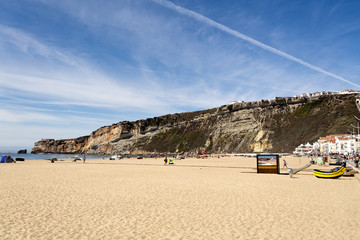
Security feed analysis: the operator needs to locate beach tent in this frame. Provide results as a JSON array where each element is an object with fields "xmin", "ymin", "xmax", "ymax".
[{"xmin": 1, "ymin": 155, "xmax": 14, "ymax": 163}]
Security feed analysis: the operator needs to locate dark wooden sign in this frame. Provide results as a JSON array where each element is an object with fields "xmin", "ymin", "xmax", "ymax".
[{"xmin": 257, "ymin": 154, "xmax": 280, "ymax": 174}]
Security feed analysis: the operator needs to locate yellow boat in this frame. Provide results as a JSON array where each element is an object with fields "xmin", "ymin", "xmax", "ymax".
[{"xmin": 313, "ymin": 162, "xmax": 346, "ymax": 179}]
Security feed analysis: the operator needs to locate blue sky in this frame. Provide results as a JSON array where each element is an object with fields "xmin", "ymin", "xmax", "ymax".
[{"xmin": 0, "ymin": 0, "xmax": 360, "ymax": 152}]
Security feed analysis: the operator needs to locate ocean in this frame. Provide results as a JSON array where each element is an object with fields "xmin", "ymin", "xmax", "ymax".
[{"xmin": 0, "ymin": 153, "xmax": 108, "ymax": 160}]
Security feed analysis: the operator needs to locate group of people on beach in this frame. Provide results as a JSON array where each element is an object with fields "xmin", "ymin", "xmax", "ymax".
[
  {"xmin": 74, "ymin": 155, "xmax": 86, "ymax": 163},
  {"xmin": 48, "ymin": 155, "xmax": 87, "ymax": 163},
  {"xmin": 349, "ymin": 154, "xmax": 360, "ymax": 167}
]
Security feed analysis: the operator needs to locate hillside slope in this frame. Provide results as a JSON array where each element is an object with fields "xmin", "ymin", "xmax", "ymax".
[{"xmin": 32, "ymin": 94, "xmax": 360, "ymax": 154}]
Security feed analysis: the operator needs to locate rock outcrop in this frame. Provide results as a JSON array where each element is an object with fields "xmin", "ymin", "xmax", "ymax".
[
  {"xmin": 32, "ymin": 93, "xmax": 360, "ymax": 154},
  {"xmin": 17, "ymin": 149, "xmax": 27, "ymax": 154}
]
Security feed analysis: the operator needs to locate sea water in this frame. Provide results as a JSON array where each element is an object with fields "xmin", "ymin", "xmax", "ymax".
[{"xmin": 0, "ymin": 153, "xmax": 108, "ymax": 160}]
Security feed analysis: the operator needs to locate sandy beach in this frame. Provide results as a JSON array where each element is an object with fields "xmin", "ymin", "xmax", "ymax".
[{"xmin": 1, "ymin": 156, "xmax": 359, "ymax": 239}]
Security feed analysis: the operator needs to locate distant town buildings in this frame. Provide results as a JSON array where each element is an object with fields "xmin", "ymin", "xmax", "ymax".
[
  {"xmin": 294, "ymin": 134, "xmax": 360, "ymax": 156},
  {"xmin": 319, "ymin": 134, "xmax": 359, "ymax": 155},
  {"xmin": 229, "ymin": 89, "xmax": 359, "ymax": 109},
  {"xmin": 294, "ymin": 89, "xmax": 358, "ymax": 98}
]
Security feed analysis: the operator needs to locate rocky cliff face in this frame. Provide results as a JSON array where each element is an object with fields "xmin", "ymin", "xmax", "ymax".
[
  {"xmin": 32, "ymin": 94, "xmax": 360, "ymax": 154},
  {"xmin": 32, "ymin": 136, "xmax": 88, "ymax": 154}
]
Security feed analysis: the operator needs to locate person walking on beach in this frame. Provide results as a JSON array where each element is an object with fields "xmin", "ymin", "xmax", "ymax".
[
  {"xmin": 164, "ymin": 156, "xmax": 168, "ymax": 165},
  {"xmin": 83, "ymin": 155, "xmax": 86, "ymax": 164},
  {"xmin": 283, "ymin": 159, "xmax": 287, "ymax": 169}
]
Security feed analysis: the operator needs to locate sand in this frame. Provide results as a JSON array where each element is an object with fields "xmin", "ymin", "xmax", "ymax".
[{"xmin": 0, "ymin": 156, "xmax": 359, "ymax": 239}]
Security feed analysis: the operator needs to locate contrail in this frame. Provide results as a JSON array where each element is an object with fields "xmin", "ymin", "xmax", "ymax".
[{"xmin": 150, "ymin": 0, "xmax": 360, "ymax": 88}]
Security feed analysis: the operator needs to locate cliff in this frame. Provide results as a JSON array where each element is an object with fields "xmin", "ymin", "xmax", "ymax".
[{"xmin": 32, "ymin": 93, "xmax": 360, "ymax": 154}]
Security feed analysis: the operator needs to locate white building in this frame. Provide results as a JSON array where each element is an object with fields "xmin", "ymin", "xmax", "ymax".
[
  {"xmin": 293, "ymin": 142, "xmax": 315, "ymax": 156},
  {"xmin": 300, "ymin": 93, "xmax": 311, "ymax": 98},
  {"xmin": 319, "ymin": 134, "xmax": 358, "ymax": 155},
  {"xmin": 337, "ymin": 89, "xmax": 357, "ymax": 95},
  {"xmin": 336, "ymin": 136, "xmax": 356, "ymax": 154}
]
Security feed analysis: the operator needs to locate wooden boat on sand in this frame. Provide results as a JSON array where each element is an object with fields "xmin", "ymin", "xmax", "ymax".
[{"xmin": 313, "ymin": 162, "xmax": 346, "ymax": 179}]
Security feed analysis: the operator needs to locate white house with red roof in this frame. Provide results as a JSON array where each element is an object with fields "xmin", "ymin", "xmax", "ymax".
[{"xmin": 319, "ymin": 134, "xmax": 358, "ymax": 154}]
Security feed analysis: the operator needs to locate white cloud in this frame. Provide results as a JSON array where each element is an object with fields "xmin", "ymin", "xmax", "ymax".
[
  {"xmin": 25, "ymin": 0, "xmax": 339, "ymax": 99},
  {"xmin": 0, "ymin": 25, "xmax": 82, "ymax": 68},
  {"xmin": 0, "ymin": 24, "xmax": 245, "ymax": 116},
  {"xmin": 150, "ymin": 0, "xmax": 360, "ymax": 89},
  {"xmin": 0, "ymin": 25, "xmax": 180, "ymax": 114},
  {"xmin": 0, "ymin": 108, "xmax": 60, "ymax": 123},
  {"xmin": 0, "ymin": 123, "xmax": 92, "ymax": 148}
]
